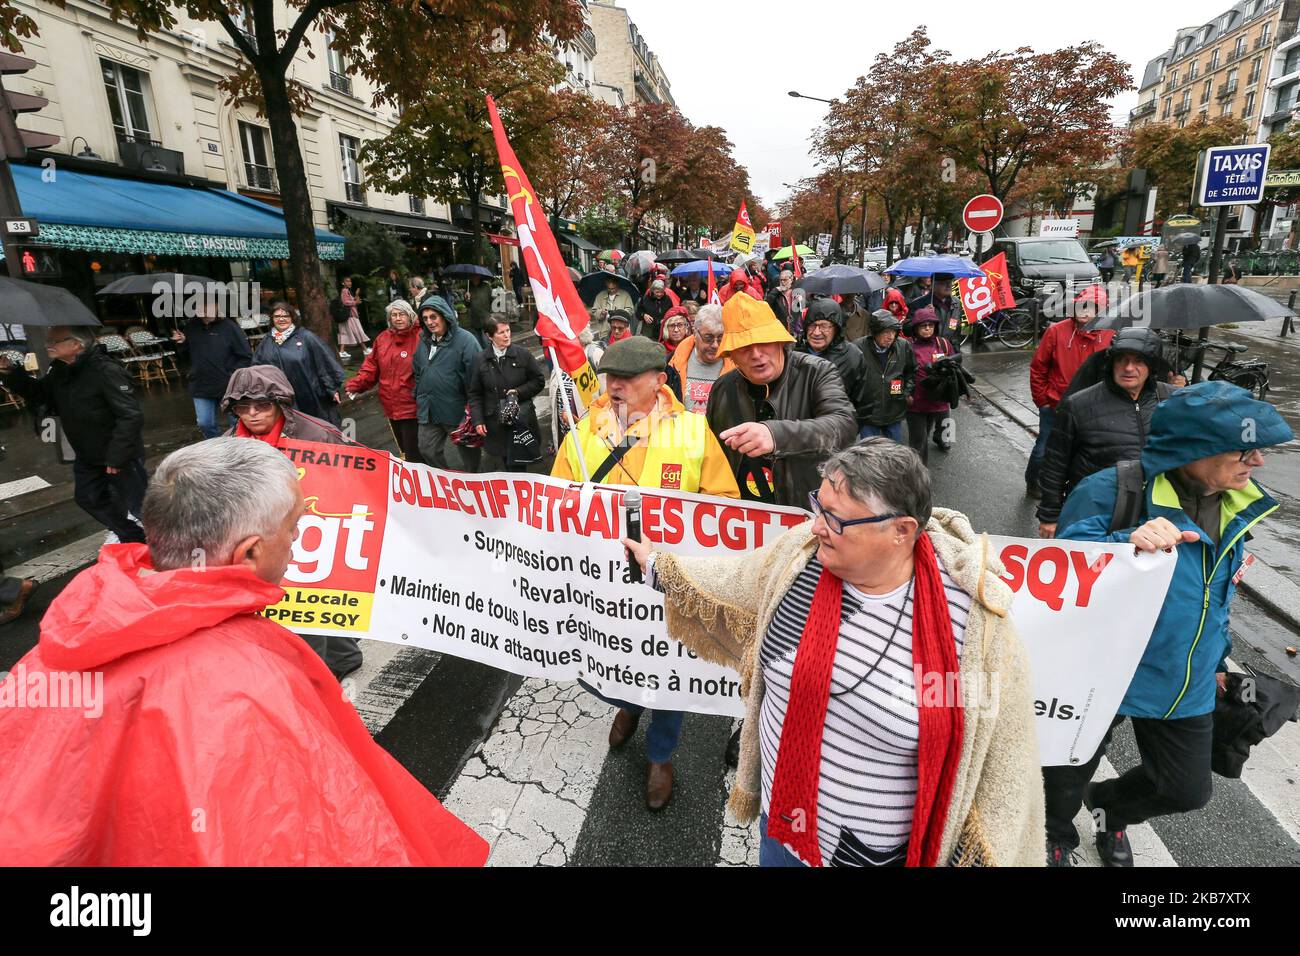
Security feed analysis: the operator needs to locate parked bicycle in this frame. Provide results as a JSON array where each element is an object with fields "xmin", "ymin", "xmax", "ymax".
[
  {"xmin": 958, "ymin": 306, "xmax": 1036, "ymax": 350},
  {"xmin": 1165, "ymin": 332, "xmax": 1270, "ymax": 400}
]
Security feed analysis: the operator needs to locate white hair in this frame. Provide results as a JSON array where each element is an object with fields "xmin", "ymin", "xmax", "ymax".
[
  {"xmin": 142, "ymin": 438, "xmax": 299, "ymax": 570},
  {"xmin": 695, "ymin": 304, "xmax": 723, "ymax": 333}
]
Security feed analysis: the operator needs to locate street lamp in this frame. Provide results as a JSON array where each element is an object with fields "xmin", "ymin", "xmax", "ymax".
[{"xmin": 788, "ymin": 91, "xmax": 834, "ymax": 104}]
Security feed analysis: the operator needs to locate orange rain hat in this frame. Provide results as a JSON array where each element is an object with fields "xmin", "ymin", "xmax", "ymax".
[{"xmin": 719, "ymin": 292, "xmax": 795, "ymax": 355}]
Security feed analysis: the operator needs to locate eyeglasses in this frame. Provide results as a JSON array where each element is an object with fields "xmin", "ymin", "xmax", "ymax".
[
  {"xmin": 47, "ymin": 336, "xmax": 76, "ymax": 346},
  {"xmin": 1238, "ymin": 449, "xmax": 1264, "ymax": 463},
  {"xmin": 271, "ymin": 313, "xmax": 291, "ymax": 320},
  {"xmin": 698, "ymin": 333, "xmax": 724, "ymax": 345},
  {"xmin": 808, "ymin": 490, "xmax": 901, "ymax": 535},
  {"xmin": 232, "ymin": 400, "xmax": 276, "ymax": 415}
]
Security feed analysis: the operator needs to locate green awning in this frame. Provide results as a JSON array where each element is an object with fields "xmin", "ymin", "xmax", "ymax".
[{"xmin": 34, "ymin": 223, "xmax": 345, "ymax": 261}]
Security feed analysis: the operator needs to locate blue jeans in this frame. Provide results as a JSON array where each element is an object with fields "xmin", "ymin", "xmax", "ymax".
[
  {"xmin": 1025, "ymin": 405, "xmax": 1056, "ymax": 487},
  {"xmin": 579, "ymin": 681, "xmax": 684, "ymax": 763},
  {"xmin": 194, "ymin": 397, "xmax": 234, "ymax": 439},
  {"xmin": 859, "ymin": 421, "xmax": 904, "ymax": 442},
  {"xmin": 758, "ymin": 812, "xmax": 808, "ymax": 867}
]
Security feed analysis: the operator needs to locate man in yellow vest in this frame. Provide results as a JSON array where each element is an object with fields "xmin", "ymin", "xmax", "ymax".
[{"xmin": 552, "ymin": 335, "xmax": 739, "ymax": 810}]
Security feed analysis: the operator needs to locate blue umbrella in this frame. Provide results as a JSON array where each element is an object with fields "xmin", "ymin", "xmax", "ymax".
[
  {"xmin": 442, "ymin": 263, "xmax": 494, "ymax": 278},
  {"xmin": 669, "ymin": 260, "xmax": 734, "ymax": 278},
  {"xmin": 885, "ymin": 254, "xmax": 985, "ymax": 278}
]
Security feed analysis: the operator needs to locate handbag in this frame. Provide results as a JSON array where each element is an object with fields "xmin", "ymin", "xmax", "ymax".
[
  {"xmin": 449, "ymin": 404, "xmax": 484, "ymax": 448},
  {"xmin": 509, "ymin": 424, "xmax": 542, "ymax": 466}
]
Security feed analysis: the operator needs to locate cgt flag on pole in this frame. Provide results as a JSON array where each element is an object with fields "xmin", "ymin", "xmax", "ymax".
[
  {"xmin": 706, "ymin": 257, "xmax": 721, "ymax": 305},
  {"xmin": 729, "ymin": 201, "xmax": 756, "ymax": 255},
  {"xmin": 486, "ymin": 95, "xmax": 599, "ymax": 408},
  {"xmin": 789, "ymin": 238, "xmax": 803, "ymax": 279}
]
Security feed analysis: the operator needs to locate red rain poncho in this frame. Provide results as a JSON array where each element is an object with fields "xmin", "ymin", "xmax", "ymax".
[{"xmin": 0, "ymin": 545, "xmax": 489, "ymax": 866}]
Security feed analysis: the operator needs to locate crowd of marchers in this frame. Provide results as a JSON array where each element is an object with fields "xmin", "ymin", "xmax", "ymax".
[{"xmin": 0, "ymin": 253, "xmax": 1291, "ymax": 869}]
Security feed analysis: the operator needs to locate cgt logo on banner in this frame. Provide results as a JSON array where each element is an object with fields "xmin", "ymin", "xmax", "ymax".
[
  {"xmin": 991, "ymin": 536, "xmax": 1175, "ymax": 766},
  {"xmin": 265, "ymin": 442, "xmax": 1177, "ymax": 759}
]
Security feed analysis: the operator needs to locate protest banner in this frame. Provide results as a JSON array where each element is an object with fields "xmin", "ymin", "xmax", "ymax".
[{"xmin": 266, "ymin": 441, "xmax": 1175, "ymax": 762}]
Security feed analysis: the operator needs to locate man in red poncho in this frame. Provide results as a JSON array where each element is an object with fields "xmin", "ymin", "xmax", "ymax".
[{"xmin": 0, "ymin": 437, "xmax": 488, "ymax": 866}]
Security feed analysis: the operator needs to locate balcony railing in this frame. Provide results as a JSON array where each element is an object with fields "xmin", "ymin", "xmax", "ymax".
[
  {"xmin": 244, "ymin": 163, "xmax": 276, "ymax": 192},
  {"xmin": 344, "ymin": 181, "xmax": 364, "ymax": 204},
  {"xmin": 329, "ymin": 71, "xmax": 353, "ymax": 96},
  {"xmin": 1174, "ymin": 100, "xmax": 1192, "ymax": 115},
  {"xmin": 1256, "ymin": 34, "xmax": 1271, "ymax": 49},
  {"xmin": 1129, "ymin": 100, "xmax": 1157, "ymax": 119},
  {"xmin": 1218, "ymin": 82, "xmax": 1238, "ymax": 99},
  {"xmin": 117, "ymin": 132, "xmax": 161, "ymax": 148}
]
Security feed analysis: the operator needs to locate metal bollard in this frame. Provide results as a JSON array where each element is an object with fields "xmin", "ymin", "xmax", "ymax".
[{"xmin": 1284, "ymin": 291, "xmax": 1296, "ymax": 338}]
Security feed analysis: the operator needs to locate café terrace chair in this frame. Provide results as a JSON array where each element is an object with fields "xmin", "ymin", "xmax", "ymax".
[
  {"xmin": 98, "ymin": 333, "xmax": 163, "ymax": 391},
  {"xmin": 128, "ymin": 329, "xmax": 180, "ymax": 381},
  {"xmin": 0, "ymin": 349, "xmax": 24, "ymax": 413}
]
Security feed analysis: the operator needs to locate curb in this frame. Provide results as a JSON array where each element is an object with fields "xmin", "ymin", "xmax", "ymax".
[{"xmin": 972, "ymin": 375, "xmax": 1300, "ymax": 634}]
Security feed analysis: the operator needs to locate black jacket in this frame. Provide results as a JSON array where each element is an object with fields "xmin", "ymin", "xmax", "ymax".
[
  {"xmin": 467, "ymin": 344, "xmax": 546, "ymax": 460},
  {"xmin": 1037, "ymin": 374, "xmax": 1172, "ymax": 523},
  {"xmin": 2, "ymin": 346, "xmax": 144, "ymax": 467},
  {"xmin": 853, "ymin": 336, "xmax": 916, "ymax": 426},
  {"xmin": 634, "ymin": 293, "xmax": 674, "ymax": 339},
  {"xmin": 705, "ymin": 349, "xmax": 857, "ymax": 508},
  {"xmin": 796, "ymin": 336, "xmax": 868, "ymax": 425},
  {"xmin": 175, "ymin": 317, "xmax": 252, "ymax": 399},
  {"xmin": 765, "ymin": 287, "xmax": 792, "ymax": 328}
]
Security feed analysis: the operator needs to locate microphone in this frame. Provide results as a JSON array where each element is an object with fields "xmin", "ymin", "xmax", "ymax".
[{"xmin": 624, "ymin": 490, "xmax": 643, "ymax": 584}]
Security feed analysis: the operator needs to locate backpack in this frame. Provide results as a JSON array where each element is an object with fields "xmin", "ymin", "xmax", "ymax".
[
  {"xmin": 329, "ymin": 297, "xmax": 350, "ymax": 324},
  {"xmin": 1108, "ymin": 458, "xmax": 1146, "ymax": 533}
]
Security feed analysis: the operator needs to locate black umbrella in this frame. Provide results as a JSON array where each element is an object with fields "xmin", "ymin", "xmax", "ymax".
[
  {"xmin": 96, "ymin": 272, "xmax": 215, "ymax": 296},
  {"xmin": 690, "ymin": 247, "xmax": 723, "ymax": 260},
  {"xmin": 0, "ymin": 277, "xmax": 101, "ymax": 327},
  {"xmin": 442, "ymin": 263, "xmax": 494, "ymax": 278},
  {"xmin": 576, "ymin": 271, "xmax": 640, "ymax": 306},
  {"xmin": 796, "ymin": 264, "xmax": 888, "ymax": 297},
  {"xmin": 656, "ymin": 248, "xmax": 698, "ymax": 264},
  {"xmin": 1087, "ymin": 283, "xmax": 1295, "ymax": 331}
]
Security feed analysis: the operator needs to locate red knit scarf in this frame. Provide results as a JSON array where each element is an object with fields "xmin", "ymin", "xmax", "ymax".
[{"xmin": 766, "ymin": 532, "xmax": 965, "ymax": 867}]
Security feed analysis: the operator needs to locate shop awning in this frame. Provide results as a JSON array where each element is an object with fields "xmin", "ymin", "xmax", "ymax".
[
  {"xmin": 560, "ymin": 232, "xmax": 599, "ymax": 252},
  {"xmin": 329, "ymin": 203, "xmax": 469, "ymax": 240},
  {"xmin": 12, "ymin": 164, "xmax": 346, "ymax": 260}
]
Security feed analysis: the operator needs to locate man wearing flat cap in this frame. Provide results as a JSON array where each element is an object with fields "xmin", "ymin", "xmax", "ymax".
[{"xmin": 552, "ymin": 335, "xmax": 739, "ymax": 810}]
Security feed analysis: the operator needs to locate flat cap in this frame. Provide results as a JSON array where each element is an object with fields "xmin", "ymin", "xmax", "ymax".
[{"xmin": 598, "ymin": 335, "xmax": 667, "ymax": 377}]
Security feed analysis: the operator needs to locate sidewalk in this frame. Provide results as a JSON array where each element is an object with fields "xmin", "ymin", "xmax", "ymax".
[{"xmin": 967, "ymin": 349, "xmax": 1300, "ymax": 635}]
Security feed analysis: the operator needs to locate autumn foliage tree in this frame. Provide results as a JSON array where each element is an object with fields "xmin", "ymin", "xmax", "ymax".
[
  {"xmin": 82, "ymin": 0, "xmax": 583, "ymax": 338},
  {"xmin": 1125, "ymin": 114, "xmax": 1250, "ymax": 222}
]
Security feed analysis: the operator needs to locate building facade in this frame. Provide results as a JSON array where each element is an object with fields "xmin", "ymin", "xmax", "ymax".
[{"xmin": 589, "ymin": 1, "xmax": 675, "ymax": 108}]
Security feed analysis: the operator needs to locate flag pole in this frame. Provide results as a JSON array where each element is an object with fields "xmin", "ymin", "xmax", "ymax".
[{"xmin": 549, "ymin": 344, "xmax": 590, "ymax": 482}]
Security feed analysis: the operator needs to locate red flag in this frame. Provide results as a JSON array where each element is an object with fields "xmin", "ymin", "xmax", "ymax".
[
  {"xmin": 485, "ymin": 95, "xmax": 598, "ymax": 406},
  {"xmin": 789, "ymin": 239, "xmax": 803, "ymax": 279},
  {"xmin": 706, "ymin": 257, "xmax": 721, "ymax": 306},
  {"xmin": 956, "ymin": 252, "xmax": 1016, "ymax": 326}
]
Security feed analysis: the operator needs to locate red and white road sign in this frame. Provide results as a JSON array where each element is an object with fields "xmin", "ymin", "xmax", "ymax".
[{"xmin": 963, "ymin": 194, "xmax": 1004, "ymax": 234}]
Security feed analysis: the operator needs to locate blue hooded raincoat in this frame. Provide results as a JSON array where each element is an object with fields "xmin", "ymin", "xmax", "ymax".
[{"xmin": 1057, "ymin": 381, "xmax": 1293, "ymax": 720}]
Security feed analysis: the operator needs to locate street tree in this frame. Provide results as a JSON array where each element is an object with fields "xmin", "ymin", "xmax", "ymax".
[
  {"xmin": 528, "ymin": 91, "xmax": 615, "ymax": 225},
  {"xmin": 1126, "ymin": 114, "xmax": 1249, "ymax": 221},
  {"xmin": 598, "ymin": 103, "xmax": 693, "ymax": 248},
  {"xmin": 90, "ymin": 0, "xmax": 582, "ymax": 339}
]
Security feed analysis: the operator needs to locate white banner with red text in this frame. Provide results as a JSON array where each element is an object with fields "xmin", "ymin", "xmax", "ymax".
[{"xmin": 265, "ymin": 441, "xmax": 1174, "ymax": 762}]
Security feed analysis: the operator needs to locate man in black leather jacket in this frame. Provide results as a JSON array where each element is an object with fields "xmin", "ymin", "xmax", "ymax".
[{"xmin": 1037, "ymin": 328, "xmax": 1175, "ymax": 536}]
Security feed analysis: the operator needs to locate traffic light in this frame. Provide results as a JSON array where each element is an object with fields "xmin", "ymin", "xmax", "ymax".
[{"xmin": 0, "ymin": 52, "xmax": 59, "ymax": 160}]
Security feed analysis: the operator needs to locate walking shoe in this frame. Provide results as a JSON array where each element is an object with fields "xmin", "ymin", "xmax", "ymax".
[
  {"xmin": 724, "ymin": 726, "xmax": 741, "ymax": 768},
  {"xmin": 363, "ymin": 347, "xmax": 373, "ymax": 356},
  {"xmin": 338, "ymin": 350, "xmax": 352, "ymax": 361},
  {"xmin": 1095, "ymin": 830, "xmax": 1134, "ymax": 867},
  {"xmin": 0, "ymin": 578, "xmax": 37, "ymax": 626},
  {"xmin": 608, "ymin": 708, "xmax": 640, "ymax": 749},
  {"xmin": 1046, "ymin": 841, "xmax": 1076, "ymax": 867},
  {"xmin": 646, "ymin": 760, "xmax": 673, "ymax": 811}
]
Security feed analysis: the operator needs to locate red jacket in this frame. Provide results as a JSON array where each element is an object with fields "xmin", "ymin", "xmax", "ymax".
[
  {"xmin": 719, "ymin": 270, "xmax": 762, "ymax": 304},
  {"xmin": 0, "ymin": 545, "xmax": 488, "ymax": 866},
  {"xmin": 344, "ymin": 326, "xmax": 420, "ymax": 420},
  {"xmin": 1029, "ymin": 318, "xmax": 1115, "ymax": 409}
]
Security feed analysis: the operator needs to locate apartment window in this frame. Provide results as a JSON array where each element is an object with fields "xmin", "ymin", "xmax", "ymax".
[
  {"xmin": 1249, "ymin": 57, "xmax": 1262, "ymax": 84},
  {"xmin": 233, "ymin": 1, "xmax": 256, "ymax": 52},
  {"xmin": 1284, "ymin": 46, "xmax": 1300, "ymax": 76},
  {"xmin": 101, "ymin": 60, "xmax": 154, "ymax": 145},
  {"xmin": 1163, "ymin": 98, "xmax": 1172, "ymax": 119},
  {"xmin": 1202, "ymin": 78, "xmax": 1213, "ymax": 104},
  {"xmin": 409, "ymin": 195, "xmax": 425, "ymax": 215},
  {"xmin": 1245, "ymin": 91, "xmax": 1257, "ymax": 117},
  {"xmin": 1261, "ymin": 23, "xmax": 1271, "ymax": 44},
  {"xmin": 326, "ymin": 29, "xmax": 352, "ymax": 95},
  {"xmin": 1181, "ymin": 90, "xmax": 1192, "ymax": 110},
  {"xmin": 1170, "ymin": 68, "xmax": 1179, "ymax": 86},
  {"xmin": 1248, "ymin": 0, "xmax": 1259, "ymax": 14},
  {"xmin": 1189, "ymin": 61, "xmax": 1199, "ymax": 81},
  {"xmin": 1228, "ymin": 67, "xmax": 1239, "ymax": 86},
  {"xmin": 339, "ymin": 134, "xmax": 363, "ymax": 203},
  {"xmin": 1236, "ymin": 37, "xmax": 1247, "ymax": 57},
  {"xmin": 1211, "ymin": 49, "xmax": 1220, "ymax": 69},
  {"xmin": 1222, "ymin": 102, "xmax": 1233, "ymax": 116},
  {"xmin": 239, "ymin": 122, "xmax": 275, "ymax": 191}
]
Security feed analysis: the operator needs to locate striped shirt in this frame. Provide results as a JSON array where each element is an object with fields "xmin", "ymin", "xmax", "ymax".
[{"xmin": 759, "ymin": 556, "xmax": 971, "ymax": 867}]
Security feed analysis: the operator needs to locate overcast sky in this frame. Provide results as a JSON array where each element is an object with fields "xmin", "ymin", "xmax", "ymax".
[{"xmin": 617, "ymin": 0, "xmax": 1239, "ymax": 210}]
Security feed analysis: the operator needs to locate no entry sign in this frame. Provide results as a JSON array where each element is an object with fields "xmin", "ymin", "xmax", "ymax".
[{"xmin": 963, "ymin": 194, "xmax": 1004, "ymax": 234}]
